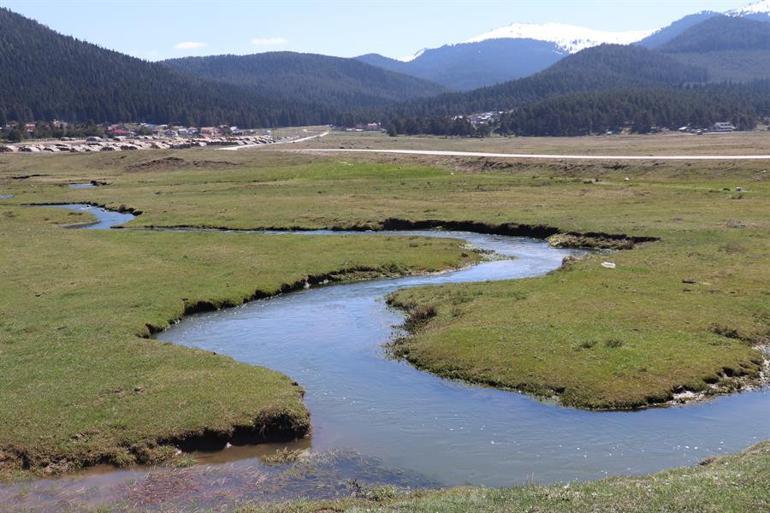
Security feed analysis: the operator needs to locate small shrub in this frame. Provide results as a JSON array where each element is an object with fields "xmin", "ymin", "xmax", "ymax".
[
  {"xmin": 131, "ymin": 443, "xmax": 177, "ymax": 465},
  {"xmin": 263, "ymin": 447, "xmax": 303, "ymax": 465},
  {"xmin": 405, "ymin": 304, "xmax": 437, "ymax": 330},
  {"xmin": 363, "ymin": 485, "xmax": 399, "ymax": 502},
  {"xmin": 605, "ymin": 339, "xmax": 624, "ymax": 349},
  {"xmin": 710, "ymin": 324, "xmax": 742, "ymax": 340},
  {"xmin": 107, "ymin": 447, "xmax": 135, "ymax": 468}
]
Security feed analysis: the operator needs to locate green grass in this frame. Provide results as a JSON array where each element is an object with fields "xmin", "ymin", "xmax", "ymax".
[
  {"xmin": 388, "ymin": 227, "xmax": 769, "ymax": 408},
  {"xmin": 2, "ymin": 148, "xmax": 767, "ymax": 410},
  {"xmin": 240, "ymin": 441, "xmax": 770, "ymax": 513},
  {"xmin": 0, "ymin": 142, "xmax": 768, "ymax": 477},
  {"xmin": 0, "ymin": 204, "xmax": 476, "ymax": 476}
]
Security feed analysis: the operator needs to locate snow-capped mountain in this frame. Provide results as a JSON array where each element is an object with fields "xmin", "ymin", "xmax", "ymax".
[
  {"xmin": 464, "ymin": 22, "xmax": 654, "ymax": 54},
  {"xmin": 359, "ymin": 1, "xmax": 770, "ymax": 92},
  {"xmin": 727, "ymin": 0, "xmax": 770, "ymax": 17}
]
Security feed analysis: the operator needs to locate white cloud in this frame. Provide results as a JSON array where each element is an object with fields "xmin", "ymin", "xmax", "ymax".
[
  {"xmin": 250, "ymin": 37, "xmax": 287, "ymax": 46},
  {"xmin": 174, "ymin": 41, "xmax": 207, "ymax": 50}
]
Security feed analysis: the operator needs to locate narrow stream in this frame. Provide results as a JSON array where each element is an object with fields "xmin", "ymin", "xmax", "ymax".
[
  {"xmin": 52, "ymin": 203, "xmax": 135, "ymax": 229},
  {"xmin": 157, "ymin": 233, "xmax": 769, "ymax": 487},
  {"xmin": 7, "ymin": 203, "xmax": 767, "ymax": 511}
]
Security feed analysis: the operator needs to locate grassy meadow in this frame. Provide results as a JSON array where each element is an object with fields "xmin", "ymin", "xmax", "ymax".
[
  {"xmin": 0, "ymin": 135, "xmax": 768, "ymax": 484},
  {"xmin": 0, "ymin": 200, "xmax": 476, "ymax": 476},
  {"xmin": 298, "ymin": 128, "xmax": 770, "ymax": 156}
]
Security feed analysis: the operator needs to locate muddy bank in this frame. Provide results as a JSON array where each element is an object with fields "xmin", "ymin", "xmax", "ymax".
[
  {"xmin": 127, "ymin": 156, "xmax": 238, "ymax": 172},
  {"xmin": 69, "ymin": 180, "xmax": 108, "ymax": 189},
  {"xmin": 142, "ymin": 218, "xmax": 658, "ymax": 250},
  {"xmin": 0, "ymin": 450, "xmax": 436, "ymax": 513},
  {"xmin": 12, "ymin": 263, "xmax": 454, "ymax": 477},
  {"xmin": 10, "ymin": 173, "xmax": 48, "ymax": 180},
  {"xmin": 30, "ymin": 201, "xmax": 142, "ymax": 217},
  {"xmin": 1, "ymin": 406, "xmax": 310, "ymax": 476},
  {"xmin": 376, "ymin": 219, "xmax": 657, "ymax": 250},
  {"xmin": 669, "ymin": 342, "xmax": 770, "ymax": 406},
  {"xmin": 143, "ymin": 265, "xmax": 454, "ymax": 337}
]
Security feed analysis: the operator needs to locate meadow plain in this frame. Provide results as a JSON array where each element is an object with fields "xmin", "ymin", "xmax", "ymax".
[
  {"xmin": 298, "ymin": 129, "xmax": 770, "ymax": 156},
  {"xmin": 0, "ymin": 182, "xmax": 477, "ymax": 476},
  {"xmin": 0, "ymin": 132, "xmax": 768, "ymax": 509}
]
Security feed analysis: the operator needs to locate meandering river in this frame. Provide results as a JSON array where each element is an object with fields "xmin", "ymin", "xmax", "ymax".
[{"xmin": 6, "ymin": 203, "xmax": 766, "ymax": 511}]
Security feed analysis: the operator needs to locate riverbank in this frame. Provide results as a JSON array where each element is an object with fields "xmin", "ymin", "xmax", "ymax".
[
  {"xmin": 242, "ymin": 441, "xmax": 770, "ymax": 513},
  {"xmin": 386, "ymin": 226, "xmax": 769, "ymax": 410},
  {"xmin": 0, "ymin": 144, "xmax": 768, "ymax": 478},
  {"xmin": 0, "ymin": 205, "xmax": 477, "ymax": 477}
]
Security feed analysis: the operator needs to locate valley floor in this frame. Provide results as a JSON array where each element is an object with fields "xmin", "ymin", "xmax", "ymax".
[
  {"xmin": 296, "ymin": 129, "xmax": 770, "ymax": 157},
  {"xmin": 0, "ymin": 134, "xmax": 768, "ymax": 510}
]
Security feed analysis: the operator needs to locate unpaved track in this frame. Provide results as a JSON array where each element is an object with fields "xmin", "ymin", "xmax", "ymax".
[
  {"xmin": 298, "ymin": 148, "xmax": 770, "ymax": 161},
  {"xmin": 221, "ymin": 130, "xmax": 329, "ymax": 151}
]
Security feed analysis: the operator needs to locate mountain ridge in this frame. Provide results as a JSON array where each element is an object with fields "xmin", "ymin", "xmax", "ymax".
[
  {"xmin": 661, "ymin": 14, "xmax": 770, "ymax": 53},
  {"xmin": 463, "ymin": 22, "xmax": 653, "ymax": 53},
  {"xmin": 356, "ymin": 39, "xmax": 565, "ymax": 91},
  {"xmin": 163, "ymin": 52, "xmax": 447, "ymax": 108},
  {"xmin": 5, "ymin": 2, "xmax": 770, "ymax": 132},
  {"xmin": 383, "ymin": 44, "xmax": 709, "ymax": 119},
  {"xmin": 0, "ymin": 8, "xmax": 332, "ymax": 127},
  {"xmin": 359, "ymin": 2, "xmax": 770, "ymax": 89}
]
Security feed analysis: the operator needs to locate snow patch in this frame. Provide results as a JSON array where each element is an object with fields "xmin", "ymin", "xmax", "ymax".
[
  {"xmin": 728, "ymin": 0, "xmax": 770, "ymax": 16},
  {"xmin": 398, "ymin": 48, "xmax": 426, "ymax": 62},
  {"xmin": 464, "ymin": 22, "xmax": 654, "ymax": 53}
]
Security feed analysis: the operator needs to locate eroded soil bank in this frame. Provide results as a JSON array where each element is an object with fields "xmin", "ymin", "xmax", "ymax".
[
  {"xmin": 154, "ymin": 229, "xmax": 769, "ymax": 487},
  {"xmin": 141, "ymin": 217, "xmax": 657, "ymax": 250},
  {"xmin": 1, "ymin": 204, "xmax": 478, "ymax": 478}
]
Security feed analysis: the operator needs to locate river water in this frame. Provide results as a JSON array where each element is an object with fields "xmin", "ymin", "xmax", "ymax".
[
  {"xmin": 156, "ymin": 230, "xmax": 769, "ymax": 486},
  {"xmin": 5, "ymin": 203, "xmax": 767, "ymax": 511}
]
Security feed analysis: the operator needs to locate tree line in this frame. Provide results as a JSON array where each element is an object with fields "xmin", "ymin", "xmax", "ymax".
[
  {"xmin": 384, "ymin": 81, "xmax": 770, "ymax": 137},
  {"xmin": 6, "ymin": 6, "xmax": 770, "ymax": 139},
  {"xmin": 0, "ymin": 8, "xmax": 382, "ymax": 128},
  {"xmin": 496, "ymin": 83, "xmax": 768, "ymax": 136}
]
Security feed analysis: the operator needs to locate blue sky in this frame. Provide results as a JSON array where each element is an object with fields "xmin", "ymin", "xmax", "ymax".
[{"xmin": 0, "ymin": 0, "xmax": 751, "ymax": 61}]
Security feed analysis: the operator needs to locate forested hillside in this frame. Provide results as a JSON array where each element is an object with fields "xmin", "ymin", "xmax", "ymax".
[
  {"xmin": 656, "ymin": 15, "xmax": 770, "ymax": 83},
  {"xmin": 662, "ymin": 15, "xmax": 770, "ymax": 52},
  {"xmin": 5, "ymin": 4, "xmax": 770, "ymax": 136},
  {"xmin": 163, "ymin": 52, "xmax": 446, "ymax": 109},
  {"xmin": 496, "ymin": 82, "xmax": 768, "ymax": 136},
  {"xmin": 383, "ymin": 15, "xmax": 770, "ymax": 137},
  {"xmin": 0, "ymin": 9, "xmax": 362, "ymax": 127},
  {"xmin": 638, "ymin": 11, "xmax": 718, "ymax": 49},
  {"xmin": 384, "ymin": 44, "xmax": 708, "ymax": 119}
]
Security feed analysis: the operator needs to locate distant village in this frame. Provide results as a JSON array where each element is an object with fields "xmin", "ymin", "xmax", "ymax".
[
  {"xmin": 0, "ymin": 121, "xmax": 277, "ymax": 153},
  {"xmin": 464, "ymin": 111, "xmax": 741, "ymax": 135},
  {"xmin": 0, "ymin": 116, "xmax": 750, "ymax": 154}
]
